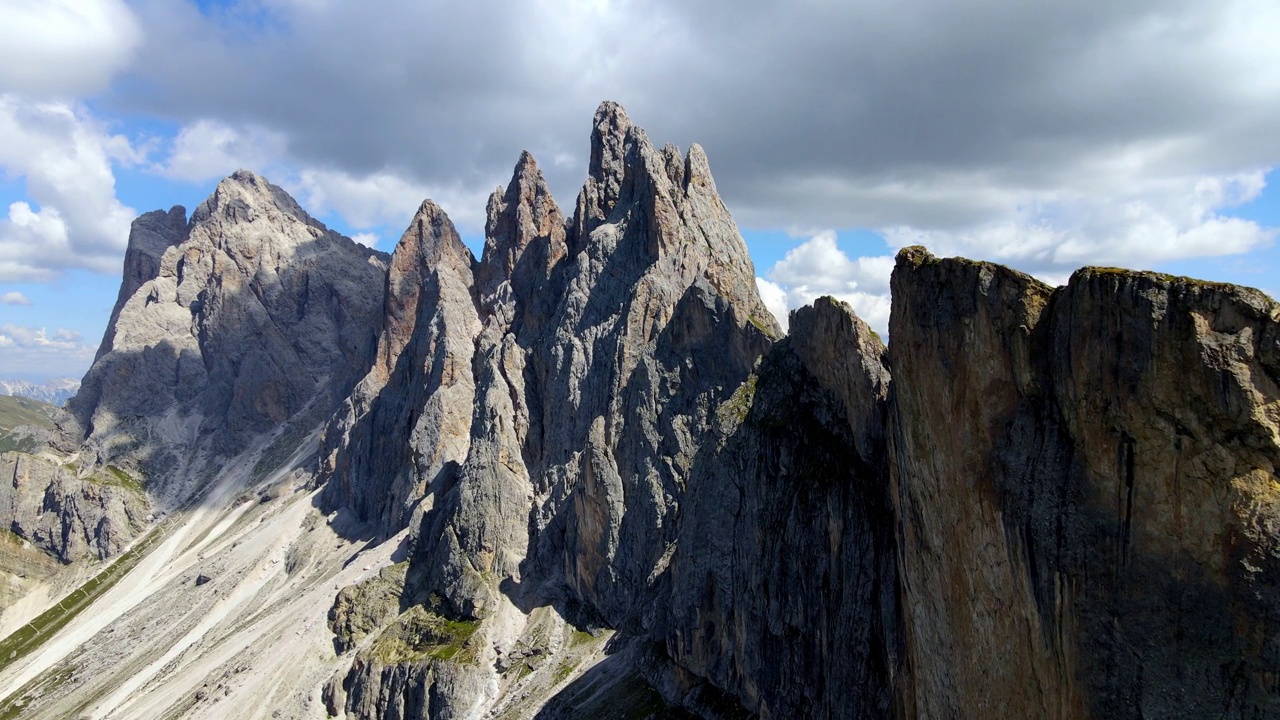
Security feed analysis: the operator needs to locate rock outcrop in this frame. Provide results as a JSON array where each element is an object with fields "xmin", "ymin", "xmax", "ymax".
[
  {"xmin": 0, "ymin": 453, "xmax": 147, "ymax": 562},
  {"xmin": 318, "ymin": 199, "xmax": 481, "ymax": 535},
  {"xmin": 320, "ymin": 102, "xmax": 779, "ymax": 719},
  {"xmin": 649, "ymin": 298, "xmax": 902, "ymax": 719},
  {"xmin": 319, "ymin": 102, "xmax": 777, "ymax": 626},
  {"xmin": 69, "ymin": 171, "xmax": 388, "ymax": 493},
  {"xmin": 631, "ymin": 248, "xmax": 1280, "ymax": 720},
  {"xmin": 3, "ymin": 172, "xmax": 389, "ymax": 566},
  {"xmin": 889, "ymin": 249, "xmax": 1280, "ymax": 719}
]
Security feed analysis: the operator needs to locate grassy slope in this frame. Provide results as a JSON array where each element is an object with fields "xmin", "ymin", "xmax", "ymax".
[{"xmin": 0, "ymin": 396, "xmax": 57, "ymax": 455}]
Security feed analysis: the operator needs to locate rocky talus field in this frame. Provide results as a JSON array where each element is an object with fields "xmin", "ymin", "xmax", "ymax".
[{"xmin": 1, "ymin": 103, "xmax": 1278, "ymax": 720}]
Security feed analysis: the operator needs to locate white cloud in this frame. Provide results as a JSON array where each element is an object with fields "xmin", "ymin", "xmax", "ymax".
[
  {"xmin": 0, "ymin": 0, "xmax": 141, "ymax": 97},
  {"xmin": 755, "ymin": 277, "xmax": 788, "ymax": 330},
  {"xmin": 0, "ymin": 96, "xmax": 139, "ymax": 281},
  {"xmin": 881, "ymin": 170, "xmax": 1275, "ymax": 280},
  {"xmin": 294, "ymin": 167, "xmax": 489, "ymax": 233},
  {"xmin": 158, "ymin": 119, "xmax": 289, "ymax": 182},
  {"xmin": 0, "ymin": 323, "xmax": 97, "ymax": 379},
  {"xmin": 0, "ymin": 291, "xmax": 31, "ymax": 305},
  {"xmin": 761, "ymin": 231, "xmax": 894, "ymax": 335},
  {"xmin": 349, "ymin": 232, "xmax": 380, "ymax": 247}
]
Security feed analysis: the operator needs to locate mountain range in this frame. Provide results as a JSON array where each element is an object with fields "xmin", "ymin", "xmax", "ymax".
[
  {"xmin": 0, "ymin": 380, "xmax": 81, "ymax": 407},
  {"xmin": 0, "ymin": 102, "xmax": 1278, "ymax": 720}
]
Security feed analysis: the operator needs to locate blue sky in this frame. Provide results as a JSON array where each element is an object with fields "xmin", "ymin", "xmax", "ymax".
[{"xmin": 1, "ymin": 0, "xmax": 1278, "ymax": 381}]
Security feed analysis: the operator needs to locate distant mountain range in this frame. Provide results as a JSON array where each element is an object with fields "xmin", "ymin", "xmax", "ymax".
[{"xmin": 0, "ymin": 378, "xmax": 80, "ymax": 406}]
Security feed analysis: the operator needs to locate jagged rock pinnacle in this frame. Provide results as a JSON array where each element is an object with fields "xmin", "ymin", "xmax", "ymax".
[{"xmin": 477, "ymin": 150, "xmax": 567, "ymax": 305}]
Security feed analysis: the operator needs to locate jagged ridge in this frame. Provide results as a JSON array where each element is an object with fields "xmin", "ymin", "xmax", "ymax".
[{"xmin": 5, "ymin": 101, "xmax": 1280, "ymax": 720}]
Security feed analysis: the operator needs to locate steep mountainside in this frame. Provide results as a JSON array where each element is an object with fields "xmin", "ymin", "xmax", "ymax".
[
  {"xmin": 2, "ymin": 104, "xmax": 1279, "ymax": 720},
  {"xmin": 648, "ymin": 298, "xmax": 902, "ymax": 719},
  {"xmin": 889, "ymin": 250, "xmax": 1280, "ymax": 719},
  {"xmin": 68, "ymin": 172, "xmax": 387, "ymax": 499},
  {"xmin": 319, "ymin": 101, "xmax": 779, "ymax": 719}
]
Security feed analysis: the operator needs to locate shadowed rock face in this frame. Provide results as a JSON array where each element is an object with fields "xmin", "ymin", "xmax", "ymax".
[
  {"xmin": 320, "ymin": 103, "xmax": 779, "ymax": 718},
  {"xmin": 68, "ymin": 171, "xmax": 388, "ymax": 491},
  {"xmin": 651, "ymin": 297, "xmax": 903, "ymax": 720},
  {"xmin": 889, "ymin": 248, "xmax": 1280, "ymax": 719},
  {"xmin": 4, "ymin": 173, "xmax": 388, "ymax": 564},
  {"xmin": 320, "ymin": 102, "xmax": 777, "ymax": 629},
  {"xmin": 317, "ymin": 200, "xmax": 481, "ymax": 536}
]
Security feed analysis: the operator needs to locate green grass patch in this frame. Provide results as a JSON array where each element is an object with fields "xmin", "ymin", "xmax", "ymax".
[
  {"xmin": 0, "ymin": 523, "xmax": 167, "ymax": 677},
  {"xmin": 0, "ymin": 529, "xmax": 24, "ymax": 548},
  {"xmin": 368, "ymin": 606, "xmax": 480, "ymax": 665},
  {"xmin": 85, "ymin": 465, "xmax": 146, "ymax": 495},
  {"xmin": 569, "ymin": 629, "xmax": 596, "ymax": 648},
  {"xmin": 718, "ymin": 374, "xmax": 758, "ymax": 425}
]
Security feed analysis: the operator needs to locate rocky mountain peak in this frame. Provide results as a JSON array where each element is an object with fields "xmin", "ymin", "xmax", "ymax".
[
  {"xmin": 375, "ymin": 199, "xmax": 476, "ymax": 383},
  {"xmin": 401, "ymin": 199, "xmax": 473, "ymax": 269},
  {"xmin": 476, "ymin": 150, "xmax": 567, "ymax": 304},
  {"xmin": 571, "ymin": 100, "xmax": 641, "ymax": 241},
  {"xmin": 191, "ymin": 169, "xmax": 318, "ymax": 229},
  {"xmin": 96, "ymin": 205, "xmax": 189, "ymax": 360},
  {"xmin": 70, "ymin": 170, "xmax": 387, "ymax": 495}
]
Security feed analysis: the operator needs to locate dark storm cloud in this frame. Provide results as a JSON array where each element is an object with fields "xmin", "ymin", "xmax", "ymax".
[{"xmin": 119, "ymin": 0, "xmax": 1280, "ymax": 236}]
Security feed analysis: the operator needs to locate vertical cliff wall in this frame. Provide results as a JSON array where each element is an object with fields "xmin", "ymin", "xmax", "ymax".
[
  {"xmin": 12, "ymin": 102, "xmax": 1280, "ymax": 720},
  {"xmin": 889, "ymin": 248, "xmax": 1280, "ymax": 719},
  {"xmin": 652, "ymin": 298, "xmax": 903, "ymax": 719}
]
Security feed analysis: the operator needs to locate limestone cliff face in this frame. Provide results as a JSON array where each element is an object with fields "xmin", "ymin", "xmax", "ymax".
[
  {"xmin": 69, "ymin": 171, "xmax": 388, "ymax": 491},
  {"xmin": 4, "ymin": 172, "xmax": 389, "ymax": 565},
  {"xmin": 636, "ymin": 248, "xmax": 1280, "ymax": 720},
  {"xmin": 652, "ymin": 298, "xmax": 902, "ymax": 719},
  {"xmin": 322, "ymin": 102, "xmax": 779, "ymax": 719},
  {"xmin": 317, "ymin": 200, "xmax": 481, "ymax": 535},
  {"xmin": 419, "ymin": 101, "xmax": 773, "ymax": 622},
  {"xmin": 320, "ymin": 102, "xmax": 777, "ymax": 629},
  {"xmin": 889, "ymin": 248, "xmax": 1280, "ymax": 719},
  {"xmin": 519, "ymin": 102, "xmax": 778, "ymax": 625}
]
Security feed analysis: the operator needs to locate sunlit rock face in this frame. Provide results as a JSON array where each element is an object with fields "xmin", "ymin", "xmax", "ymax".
[{"xmin": 69, "ymin": 170, "xmax": 387, "ymax": 492}]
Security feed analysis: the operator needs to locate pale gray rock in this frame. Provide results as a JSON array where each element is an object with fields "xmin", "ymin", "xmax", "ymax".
[
  {"xmin": 327, "ymin": 102, "xmax": 779, "ymax": 719},
  {"xmin": 411, "ymin": 101, "xmax": 779, "ymax": 624},
  {"xmin": 69, "ymin": 170, "xmax": 388, "ymax": 490},
  {"xmin": 0, "ymin": 453, "xmax": 148, "ymax": 562},
  {"xmin": 95, "ymin": 206, "xmax": 189, "ymax": 361}
]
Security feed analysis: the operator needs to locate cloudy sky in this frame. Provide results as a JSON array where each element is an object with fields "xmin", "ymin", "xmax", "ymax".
[{"xmin": 0, "ymin": 0, "xmax": 1277, "ymax": 381}]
